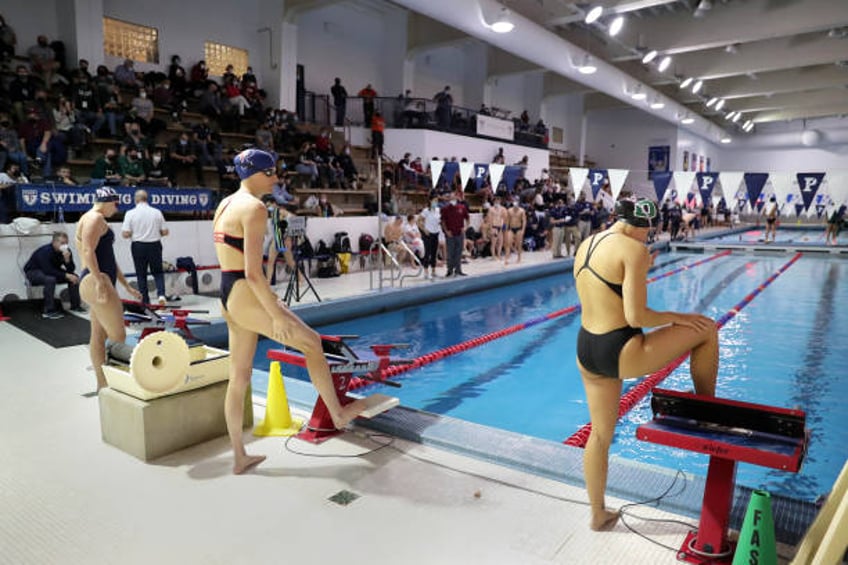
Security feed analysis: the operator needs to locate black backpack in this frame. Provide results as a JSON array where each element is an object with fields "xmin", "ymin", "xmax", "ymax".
[
  {"xmin": 316, "ymin": 255, "xmax": 340, "ymax": 278},
  {"xmin": 333, "ymin": 231, "xmax": 351, "ymax": 253},
  {"xmin": 298, "ymin": 237, "xmax": 314, "ymax": 259},
  {"xmin": 316, "ymin": 239, "xmax": 332, "ymax": 257},
  {"xmin": 358, "ymin": 233, "xmax": 374, "ymax": 252}
]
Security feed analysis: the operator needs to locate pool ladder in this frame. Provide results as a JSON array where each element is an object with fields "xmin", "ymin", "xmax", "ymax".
[{"xmin": 368, "ymin": 241, "xmax": 424, "ymax": 289}]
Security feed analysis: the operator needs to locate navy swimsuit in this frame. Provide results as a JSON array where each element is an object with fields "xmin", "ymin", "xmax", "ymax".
[
  {"xmin": 80, "ymin": 228, "xmax": 118, "ymax": 285},
  {"xmin": 576, "ymin": 233, "xmax": 643, "ymax": 379}
]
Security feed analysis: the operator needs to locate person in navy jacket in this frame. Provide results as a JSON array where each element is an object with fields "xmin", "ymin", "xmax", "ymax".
[{"xmin": 24, "ymin": 231, "xmax": 82, "ymax": 318}]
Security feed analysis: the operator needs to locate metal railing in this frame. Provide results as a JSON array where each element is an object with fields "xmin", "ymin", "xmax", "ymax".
[{"xmin": 368, "ymin": 240, "xmax": 424, "ymax": 289}]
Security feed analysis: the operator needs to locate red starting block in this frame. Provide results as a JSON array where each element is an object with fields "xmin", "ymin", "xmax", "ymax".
[
  {"xmin": 637, "ymin": 389, "xmax": 808, "ymax": 564},
  {"xmin": 267, "ymin": 335, "xmax": 410, "ymax": 443}
]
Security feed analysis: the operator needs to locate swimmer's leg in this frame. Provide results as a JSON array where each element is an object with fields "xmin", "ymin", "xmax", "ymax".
[{"xmin": 580, "ymin": 368, "xmax": 622, "ymax": 531}]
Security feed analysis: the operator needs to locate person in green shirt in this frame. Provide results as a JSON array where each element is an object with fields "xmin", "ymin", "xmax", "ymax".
[
  {"xmin": 90, "ymin": 148, "xmax": 122, "ymax": 184},
  {"xmin": 118, "ymin": 148, "xmax": 145, "ymax": 186}
]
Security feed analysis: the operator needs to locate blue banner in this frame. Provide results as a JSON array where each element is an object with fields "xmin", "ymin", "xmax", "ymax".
[
  {"xmin": 587, "ymin": 169, "xmax": 608, "ymax": 200},
  {"xmin": 648, "ymin": 145, "xmax": 670, "ymax": 180},
  {"xmin": 502, "ymin": 166, "xmax": 524, "ymax": 192},
  {"xmin": 17, "ymin": 184, "xmax": 215, "ymax": 213},
  {"xmin": 795, "ymin": 172, "xmax": 825, "ymax": 212},
  {"xmin": 743, "ymin": 173, "xmax": 769, "ymax": 208},
  {"xmin": 442, "ymin": 162, "xmax": 460, "ymax": 186},
  {"xmin": 472, "ymin": 163, "xmax": 488, "ymax": 190},
  {"xmin": 651, "ymin": 171, "xmax": 673, "ymax": 202},
  {"xmin": 696, "ymin": 172, "xmax": 719, "ymax": 204}
]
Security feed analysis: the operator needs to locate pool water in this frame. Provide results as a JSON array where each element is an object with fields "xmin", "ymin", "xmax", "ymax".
[
  {"xmin": 252, "ymin": 252, "xmax": 848, "ymax": 502},
  {"xmin": 705, "ymin": 227, "xmax": 832, "ymax": 245}
]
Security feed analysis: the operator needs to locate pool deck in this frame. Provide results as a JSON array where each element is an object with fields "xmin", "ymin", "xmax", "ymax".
[{"xmin": 0, "ymin": 225, "xmax": 815, "ymax": 565}]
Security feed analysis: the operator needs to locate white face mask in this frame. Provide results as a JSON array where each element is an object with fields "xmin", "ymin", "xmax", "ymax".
[
  {"xmin": 139, "ymin": 91, "xmax": 147, "ymax": 98},
  {"xmin": 449, "ymin": 199, "xmax": 457, "ymax": 205},
  {"xmin": 152, "ymin": 156, "xmax": 161, "ymax": 164},
  {"xmin": 59, "ymin": 244, "xmax": 69, "ymax": 252}
]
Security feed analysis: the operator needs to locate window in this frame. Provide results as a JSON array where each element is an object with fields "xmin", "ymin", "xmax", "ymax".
[
  {"xmin": 552, "ymin": 126, "xmax": 564, "ymax": 144},
  {"xmin": 204, "ymin": 41, "xmax": 249, "ymax": 77},
  {"xmin": 102, "ymin": 17, "xmax": 159, "ymax": 64}
]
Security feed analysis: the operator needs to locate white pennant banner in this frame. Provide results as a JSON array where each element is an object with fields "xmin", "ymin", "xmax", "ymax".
[
  {"xmin": 459, "ymin": 162, "xmax": 475, "ymax": 191},
  {"xmin": 569, "ymin": 167, "xmax": 589, "ymax": 200},
  {"xmin": 607, "ymin": 169, "xmax": 629, "ymax": 201},
  {"xmin": 672, "ymin": 172, "xmax": 696, "ymax": 198},
  {"xmin": 429, "ymin": 160, "xmax": 444, "ymax": 189},
  {"xmin": 768, "ymin": 173, "xmax": 795, "ymax": 217},
  {"xmin": 827, "ymin": 170, "xmax": 848, "ymax": 206},
  {"xmin": 718, "ymin": 172, "xmax": 745, "ymax": 202},
  {"xmin": 488, "ymin": 163, "xmax": 505, "ymax": 192}
]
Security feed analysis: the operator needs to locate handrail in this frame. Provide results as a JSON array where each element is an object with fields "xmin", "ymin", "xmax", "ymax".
[
  {"xmin": 367, "ymin": 240, "xmax": 423, "ymax": 289},
  {"xmin": 395, "ymin": 240, "xmax": 424, "ymax": 287}
]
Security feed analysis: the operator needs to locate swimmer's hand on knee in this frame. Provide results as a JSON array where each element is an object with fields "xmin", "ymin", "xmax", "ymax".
[{"xmin": 673, "ymin": 313, "xmax": 714, "ymax": 332}]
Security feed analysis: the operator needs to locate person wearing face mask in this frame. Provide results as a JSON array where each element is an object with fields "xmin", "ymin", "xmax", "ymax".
[
  {"xmin": 129, "ymin": 87, "xmax": 164, "ymax": 139},
  {"xmin": 24, "ymin": 231, "xmax": 83, "ymax": 319},
  {"xmin": 169, "ymin": 131, "xmax": 204, "ymax": 186},
  {"xmin": 19, "ymin": 105, "xmax": 64, "ymax": 178},
  {"xmin": 91, "ymin": 149, "xmax": 123, "ymax": 185},
  {"xmin": 143, "ymin": 149, "xmax": 172, "ymax": 187},
  {"xmin": 419, "ymin": 194, "xmax": 442, "ymax": 279},
  {"xmin": 189, "ymin": 60, "xmax": 209, "ymax": 94},
  {"xmin": 0, "ymin": 161, "xmax": 28, "ymax": 222},
  {"xmin": 119, "ymin": 148, "xmax": 146, "ymax": 186},
  {"xmin": 440, "ymin": 191, "xmax": 469, "ymax": 277}
]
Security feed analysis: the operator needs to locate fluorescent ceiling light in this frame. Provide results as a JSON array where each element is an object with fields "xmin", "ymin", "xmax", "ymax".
[
  {"xmin": 681, "ymin": 116, "xmax": 695, "ymax": 124},
  {"xmin": 715, "ymin": 98, "xmax": 725, "ymax": 111},
  {"xmin": 658, "ymin": 56, "xmax": 672, "ymax": 73},
  {"xmin": 732, "ymin": 113, "xmax": 741, "ymax": 123},
  {"xmin": 491, "ymin": 8, "xmax": 515, "ymax": 33},
  {"xmin": 642, "ymin": 50, "xmax": 658, "ymax": 64},
  {"xmin": 651, "ymin": 100, "xmax": 666, "ymax": 109},
  {"xmin": 706, "ymin": 97, "xmax": 718, "ymax": 108},
  {"xmin": 680, "ymin": 77, "xmax": 693, "ymax": 89},
  {"xmin": 720, "ymin": 136, "xmax": 732, "ymax": 144},
  {"xmin": 585, "ymin": 6, "xmax": 603, "ymax": 24},
  {"xmin": 725, "ymin": 111, "xmax": 736, "ymax": 120},
  {"xmin": 692, "ymin": 80, "xmax": 703, "ymax": 93},
  {"xmin": 631, "ymin": 90, "xmax": 647, "ymax": 100},
  {"xmin": 609, "ymin": 16, "xmax": 624, "ymax": 37}
]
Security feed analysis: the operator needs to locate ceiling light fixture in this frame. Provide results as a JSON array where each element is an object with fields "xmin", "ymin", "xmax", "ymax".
[
  {"xmin": 732, "ymin": 113, "xmax": 741, "ymax": 123},
  {"xmin": 720, "ymin": 136, "xmax": 732, "ymax": 144},
  {"xmin": 694, "ymin": 0, "xmax": 712, "ymax": 17},
  {"xmin": 491, "ymin": 7, "xmax": 515, "ymax": 33},
  {"xmin": 585, "ymin": 6, "xmax": 603, "ymax": 24},
  {"xmin": 725, "ymin": 111, "xmax": 736, "ymax": 120},
  {"xmin": 658, "ymin": 56, "xmax": 672, "ymax": 73},
  {"xmin": 577, "ymin": 53, "xmax": 597, "ymax": 74},
  {"xmin": 631, "ymin": 85, "xmax": 647, "ymax": 100},
  {"xmin": 650, "ymin": 97, "xmax": 666, "ymax": 109},
  {"xmin": 609, "ymin": 16, "xmax": 624, "ymax": 37},
  {"xmin": 680, "ymin": 77, "xmax": 693, "ymax": 89},
  {"xmin": 692, "ymin": 80, "xmax": 703, "ymax": 93},
  {"xmin": 681, "ymin": 115, "xmax": 695, "ymax": 124},
  {"xmin": 715, "ymin": 98, "xmax": 725, "ymax": 111},
  {"xmin": 642, "ymin": 50, "xmax": 658, "ymax": 64},
  {"xmin": 706, "ymin": 97, "xmax": 718, "ymax": 108}
]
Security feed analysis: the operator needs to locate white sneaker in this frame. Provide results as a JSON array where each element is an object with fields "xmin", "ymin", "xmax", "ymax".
[{"xmin": 157, "ymin": 296, "xmax": 167, "ymax": 306}]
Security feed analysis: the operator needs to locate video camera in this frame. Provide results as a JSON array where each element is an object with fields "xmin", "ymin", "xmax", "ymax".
[{"xmin": 285, "ymin": 215, "xmax": 307, "ymax": 238}]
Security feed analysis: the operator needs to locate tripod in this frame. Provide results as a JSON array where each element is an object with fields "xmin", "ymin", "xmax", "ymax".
[{"xmin": 282, "ymin": 235, "xmax": 321, "ymax": 305}]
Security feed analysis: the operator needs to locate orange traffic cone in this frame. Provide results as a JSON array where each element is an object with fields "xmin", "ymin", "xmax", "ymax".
[{"xmin": 254, "ymin": 361, "xmax": 303, "ymax": 437}]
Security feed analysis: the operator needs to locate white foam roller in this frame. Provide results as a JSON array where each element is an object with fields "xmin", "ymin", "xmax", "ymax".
[{"xmin": 130, "ymin": 331, "xmax": 191, "ymax": 393}]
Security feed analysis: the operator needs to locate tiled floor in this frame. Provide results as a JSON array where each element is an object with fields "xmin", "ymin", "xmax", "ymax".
[{"xmin": 1, "ymin": 229, "xmax": 800, "ymax": 564}]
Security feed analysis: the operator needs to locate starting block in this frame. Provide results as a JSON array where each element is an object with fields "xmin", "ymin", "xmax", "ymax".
[
  {"xmin": 637, "ymin": 389, "xmax": 808, "ymax": 564},
  {"xmin": 267, "ymin": 335, "xmax": 411, "ymax": 443}
]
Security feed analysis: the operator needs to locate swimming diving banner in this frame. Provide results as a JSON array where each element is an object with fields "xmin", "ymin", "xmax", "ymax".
[{"xmin": 16, "ymin": 184, "xmax": 215, "ymax": 213}]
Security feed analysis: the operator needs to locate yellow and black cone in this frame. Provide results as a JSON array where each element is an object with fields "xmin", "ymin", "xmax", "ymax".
[
  {"xmin": 254, "ymin": 361, "xmax": 303, "ymax": 437},
  {"xmin": 732, "ymin": 489, "xmax": 777, "ymax": 565}
]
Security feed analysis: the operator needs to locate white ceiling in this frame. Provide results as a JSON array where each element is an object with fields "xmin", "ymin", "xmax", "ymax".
[{"xmin": 376, "ymin": 0, "xmax": 848, "ymax": 143}]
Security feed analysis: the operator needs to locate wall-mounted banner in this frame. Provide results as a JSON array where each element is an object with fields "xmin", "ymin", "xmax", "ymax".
[
  {"xmin": 743, "ymin": 173, "xmax": 769, "ymax": 208},
  {"xmin": 652, "ymin": 171, "xmax": 674, "ymax": 202},
  {"xmin": 17, "ymin": 184, "xmax": 214, "ymax": 213},
  {"xmin": 587, "ymin": 168, "xmax": 609, "ymax": 200},
  {"xmin": 476, "ymin": 114, "xmax": 515, "ymax": 141},
  {"xmin": 429, "ymin": 160, "xmax": 445, "ymax": 188},
  {"xmin": 648, "ymin": 145, "xmax": 670, "ymax": 180},
  {"xmin": 696, "ymin": 172, "xmax": 720, "ymax": 204},
  {"xmin": 473, "ymin": 163, "xmax": 489, "ymax": 191},
  {"xmin": 796, "ymin": 172, "xmax": 825, "ymax": 212}
]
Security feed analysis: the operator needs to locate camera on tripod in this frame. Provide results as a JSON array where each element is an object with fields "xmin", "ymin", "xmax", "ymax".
[{"xmin": 284, "ymin": 215, "xmax": 307, "ymax": 239}]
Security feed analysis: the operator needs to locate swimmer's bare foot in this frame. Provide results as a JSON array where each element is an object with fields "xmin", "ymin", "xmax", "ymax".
[
  {"xmin": 233, "ymin": 454, "xmax": 266, "ymax": 475},
  {"xmin": 330, "ymin": 397, "xmax": 372, "ymax": 430},
  {"xmin": 590, "ymin": 508, "xmax": 620, "ymax": 531}
]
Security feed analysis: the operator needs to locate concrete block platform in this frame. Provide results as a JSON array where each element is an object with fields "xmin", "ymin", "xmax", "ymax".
[{"xmin": 99, "ymin": 381, "xmax": 252, "ymax": 461}]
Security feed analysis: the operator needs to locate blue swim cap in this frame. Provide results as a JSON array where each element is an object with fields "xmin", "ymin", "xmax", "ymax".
[{"xmin": 234, "ymin": 149, "xmax": 276, "ymax": 180}]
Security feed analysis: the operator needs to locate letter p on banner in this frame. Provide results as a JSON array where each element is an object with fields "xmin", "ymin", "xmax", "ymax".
[{"xmin": 732, "ymin": 490, "xmax": 776, "ymax": 565}]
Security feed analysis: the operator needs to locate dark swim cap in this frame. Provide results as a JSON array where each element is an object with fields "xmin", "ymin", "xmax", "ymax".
[{"xmin": 615, "ymin": 198, "xmax": 658, "ymax": 228}]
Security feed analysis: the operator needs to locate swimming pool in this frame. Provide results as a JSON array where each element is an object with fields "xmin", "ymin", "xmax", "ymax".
[
  {"xmin": 252, "ymin": 251, "xmax": 848, "ymax": 502},
  {"xmin": 704, "ymin": 226, "xmax": 833, "ymax": 245}
]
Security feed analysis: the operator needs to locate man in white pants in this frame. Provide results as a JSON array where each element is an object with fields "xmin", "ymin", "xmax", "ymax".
[{"xmin": 121, "ymin": 189, "xmax": 169, "ymax": 306}]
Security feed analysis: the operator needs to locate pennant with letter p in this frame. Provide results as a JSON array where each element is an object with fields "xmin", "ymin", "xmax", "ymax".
[
  {"xmin": 796, "ymin": 172, "xmax": 825, "ymax": 212},
  {"xmin": 696, "ymin": 172, "xmax": 719, "ymax": 205},
  {"xmin": 473, "ymin": 163, "xmax": 488, "ymax": 191},
  {"xmin": 588, "ymin": 168, "xmax": 608, "ymax": 200}
]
